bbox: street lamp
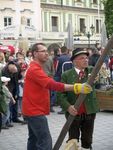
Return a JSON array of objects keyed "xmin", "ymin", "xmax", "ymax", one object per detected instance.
[{"xmin": 83, "ymin": 24, "xmax": 95, "ymax": 48}]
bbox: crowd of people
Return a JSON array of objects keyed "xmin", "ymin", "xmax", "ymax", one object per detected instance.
[
  {"xmin": 0, "ymin": 42, "xmax": 113, "ymax": 150},
  {"xmin": 0, "ymin": 49, "xmax": 33, "ymax": 130}
]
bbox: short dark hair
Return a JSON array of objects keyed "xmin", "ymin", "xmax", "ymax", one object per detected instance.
[
  {"xmin": 16, "ymin": 52, "xmax": 24, "ymax": 58},
  {"xmin": 26, "ymin": 50, "xmax": 32, "ymax": 57},
  {"xmin": 31, "ymin": 43, "xmax": 46, "ymax": 53},
  {"xmin": 61, "ymin": 46, "xmax": 67, "ymax": 53},
  {"xmin": 31, "ymin": 43, "xmax": 46, "ymax": 57}
]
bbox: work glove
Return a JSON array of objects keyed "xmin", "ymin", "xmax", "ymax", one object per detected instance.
[{"xmin": 74, "ymin": 83, "xmax": 92, "ymax": 94}]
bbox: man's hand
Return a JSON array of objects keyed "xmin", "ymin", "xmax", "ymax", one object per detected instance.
[
  {"xmin": 68, "ymin": 105, "xmax": 78, "ymax": 116},
  {"xmin": 74, "ymin": 83, "xmax": 92, "ymax": 94}
]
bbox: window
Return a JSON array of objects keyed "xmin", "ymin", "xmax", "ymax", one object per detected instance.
[
  {"xmin": 48, "ymin": 0, "xmax": 55, "ymax": 2},
  {"xmin": 51, "ymin": 16, "xmax": 58, "ymax": 32},
  {"xmin": 93, "ymin": 0, "xmax": 97, "ymax": 4},
  {"xmin": 96, "ymin": 19, "xmax": 101, "ymax": 33},
  {"xmin": 76, "ymin": 0, "xmax": 82, "ymax": 2},
  {"xmin": 80, "ymin": 18, "xmax": 85, "ymax": 33},
  {"xmin": 27, "ymin": 18, "xmax": 31, "ymax": 26},
  {"xmin": 75, "ymin": 0, "xmax": 82, "ymax": 2},
  {"xmin": 4, "ymin": 17, "xmax": 12, "ymax": 27}
]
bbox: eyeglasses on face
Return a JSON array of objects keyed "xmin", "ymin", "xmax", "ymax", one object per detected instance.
[{"xmin": 35, "ymin": 50, "xmax": 48, "ymax": 53}]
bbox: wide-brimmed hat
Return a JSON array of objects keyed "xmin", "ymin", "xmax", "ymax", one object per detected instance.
[
  {"xmin": 71, "ymin": 48, "xmax": 89, "ymax": 61},
  {"xmin": 1, "ymin": 76, "xmax": 11, "ymax": 82}
]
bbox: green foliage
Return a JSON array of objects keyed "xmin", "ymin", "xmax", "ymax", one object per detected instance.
[{"xmin": 103, "ymin": 0, "xmax": 113, "ymax": 38}]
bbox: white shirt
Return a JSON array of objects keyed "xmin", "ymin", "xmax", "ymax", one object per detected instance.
[{"xmin": 74, "ymin": 67, "xmax": 84, "ymax": 75}]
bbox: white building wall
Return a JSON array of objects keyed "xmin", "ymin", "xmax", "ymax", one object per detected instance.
[
  {"xmin": 47, "ymin": 12, "xmax": 50, "ymax": 32},
  {"xmin": 0, "ymin": 0, "xmax": 41, "ymax": 40},
  {"xmin": 0, "ymin": 0, "xmax": 105, "ymax": 46},
  {"xmin": 32, "ymin": 0, "xmax": 41, "ymax": 32},
  {"xmin": 15, "ymin": 0, "xmax": 21, "ymax": 39},
  {"xmin": 40, "ymin": 0, "xmax": 105, "ymax": 46}
]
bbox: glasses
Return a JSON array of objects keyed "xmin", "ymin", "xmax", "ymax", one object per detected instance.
[{"xmin": 36, "ymin": 50, "xmax": 48, "ymax": 53}]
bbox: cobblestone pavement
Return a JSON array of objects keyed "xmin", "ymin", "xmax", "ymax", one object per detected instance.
[{"xmin": 0, "ymin": 106, "xmax": 113, "ymax": 150}]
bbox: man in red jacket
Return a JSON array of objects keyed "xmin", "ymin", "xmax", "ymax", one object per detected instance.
[{"xmin": 22, "ymin": 43, "xmax": 92, "ymax": 150}]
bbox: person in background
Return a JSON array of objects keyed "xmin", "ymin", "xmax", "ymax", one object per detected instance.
[
  {"xmin": 55, "ymin": 46, "xmax": 73, "ymax": 114},
  {"xmin": 4, "ymin": 50, "xmax": 12, "ymax": 63},
  {"xmin": 7, "ymin": 55, "xmax": 15, "ymax": 62},
  {"xmin": 100, "ymin": 47, "xmax": 110, "ymax": 68},
  {"xmin": 87, "ymin": 48, "xmax": 93, "ymax": 65},
  {"xmin": 98, "ymin": 62, "xmax": 111, "ymax": 89},
  {"xmin": 22, "ymin": 43, "xmax": 92, "ymax": 150},
  {"xmin": 88, "ymin": 48, "xmax": 100, "ymax": 67},
  {"xmin": 18, "ymin": 69, "xmax": 25, "ymax": 117},
  {"xmin": 58, "ymin": 48, "xmax": 99, "ymax": 150},
  {"xmin": 52, "ymin": 46, "xmax": 61, "ymax": 107},
  {"xmin": 108, "ymin": 53, "xmax": 113, "ymax": 81},
  {"xmin": 54, "ymin": 46, "xmax": 71, "ymax": 82},
  {"xmin": 0, "ymin": 52, "xmax": 6, "ymax": 72},
  {"xmin": 25, "ymin": 50, "xmax": 33, "ymax": 65},
  {"xmin": 1, "ymin": 76, "xmax": 15, "ymax": 129},
  {"xmin": 43, "ymin": 48, "xmax": 55, "ymax": 112},
  {"xmin": 2, "ymin": 61, "xmax": 23, "ymax": 123},
  {"xmin": 0, "ymin": 72, "xmax": 4, "ymax": 132}
]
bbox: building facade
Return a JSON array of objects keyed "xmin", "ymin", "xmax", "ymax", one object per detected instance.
[
  {"xmin": 0, "ymin": 0, "xmax": 105, "ymax": 48},
  {"xmin": 0, "ymin": 0, "xmax": 41, "ymax": 46},
  {"xmin": 41, "ymin": 0, "xmax": 105, "ymax": 48}
]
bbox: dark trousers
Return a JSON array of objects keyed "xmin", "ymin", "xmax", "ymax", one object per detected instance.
[
  {"xmin": 25, "ymin": 115, "xmax": 52, "ymax": 150},
  {"xmin": 68, "ymin": 113, "xmax": 96, "ymax": 149},
  {"xmin": 50, "ymin": 91, "xmax": 55, "ymax": 106},
  {"xmin": 10, "ymin": 99, "xmax": 18, "ymax": 122},
  {"xmin": 0, "ymin": 113, "xmax": 2, "ymax": 132}
]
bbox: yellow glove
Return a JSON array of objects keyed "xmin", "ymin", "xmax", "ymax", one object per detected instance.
[{"xmin": 74, "ymin": 83, "xmax": 92, "ymax": 94}]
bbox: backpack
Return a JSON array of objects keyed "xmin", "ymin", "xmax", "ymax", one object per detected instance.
[
  {"xmin": 0, "ymin": 72, "xmax": 7, "ymax": 114},
  {"xmin": 62, "ymin": 61, "xmax": 73, "ymax": 73}
]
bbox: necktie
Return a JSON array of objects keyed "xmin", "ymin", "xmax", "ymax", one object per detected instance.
[
  {"xmin": 78, "ymin": 70, "xmax": 86, "ymax": 114},
  {"xmin": 79, "ymin": 70, "xmax": 85, "ymax": 80}
]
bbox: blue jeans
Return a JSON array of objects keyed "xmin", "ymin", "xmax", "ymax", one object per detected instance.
[
  {"xmin": 18, "ymin": 97, "xmax": 22, "ymax": 113},
  {"xmin": 25, "ymin": 115, "xmax": 52, "ymax": 150},
  {"xmin": 2, "ymin": 103, "xmax": 10, "ymax": 126}
]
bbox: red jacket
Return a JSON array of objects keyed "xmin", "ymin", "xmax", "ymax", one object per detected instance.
[{"xmin": 22, "ymin": 61, "xmax": 64, "ymax": 116}]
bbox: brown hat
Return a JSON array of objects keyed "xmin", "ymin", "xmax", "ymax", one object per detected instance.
[{"xmin": 71, "ymin": 48, "xmax": 89, "ymax": 61}]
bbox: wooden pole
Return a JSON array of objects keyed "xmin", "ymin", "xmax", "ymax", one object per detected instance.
[{"xmin": 53, "ymin": 35, "xmax": 113, "ymax": 150}]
